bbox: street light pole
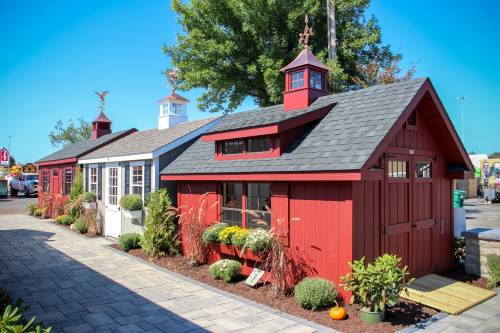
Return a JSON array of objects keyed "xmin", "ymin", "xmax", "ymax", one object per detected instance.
[{"xmin": 457, "ymin": 96, "xmax": 465, "ymax": 144}]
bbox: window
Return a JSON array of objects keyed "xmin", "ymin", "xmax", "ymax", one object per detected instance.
[
  {"xmin": 222, "ymin": 139, "xmax": 245, "ymax": 155},
  {"xmin": 221, "ymin": 182, "xmax": 271, "ymax": 229},
  {"xmin": 42, "ymin": 171, "xmax": 50, "ymax": 192},
  {"xmin": 53, "ymin": 168, "xmax": 58, "ymax": 177},
  {"xmin": 222, "ymin": 183, "xmax": 243, "ymax": 227},
  {"xmin": 171, "ymin": 103, "xmax": 183, "ymax": 114},
  {"xmin": 89, "ymin": 167, "xmax": 98, "ymax": 193},
  {"xmin": 162, "ymin": 104, "xmax": 168, "ymax": 115},
  {"xmin": 64, "ymin": 169, "xmax": 73, "ymax": 195},
  {"xmin": 309, "ymin": 70, "xmax": 322, "ymax": 90},
  {"xmin": 415, "ymin": 162, "xmax": 432, "ymax": 178},
  {"xmin": 246, "ymin": 183, "xmax": 271, "ymax": 229},
  {"xmin": 131, "ymin": 165, "xmax": 144, "ymax": 197},
  {"xmin": 108, "ymin": 167, "xmax": 118, "ymax": 205},
  {"xmin": 247, "ymin": 137, "xmax": 271, "ymax": 153},
  {"xmin": 387, "ymin": 160, "xmax": 408, "ymax": 178},
  {"xmin": 291, "ymin": 71, "xmax": 304, "ymax": 89},
  {"xmin": 26, "ymin": 175, "xmax": 37, "ymax": 181}
]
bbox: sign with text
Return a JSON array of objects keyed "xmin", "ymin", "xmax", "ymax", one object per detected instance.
[
  {"xmin": 245, "ymin": 268, "xmax": 265, "ymax": 287},
  {"xmin": 0, "ymin": 147, "xmax": 8, "ymax": 167}
]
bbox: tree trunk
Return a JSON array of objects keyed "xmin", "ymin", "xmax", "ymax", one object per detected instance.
[{"xmin": 327, "ymin": 0, "xmax": 337, "ymax": 62}]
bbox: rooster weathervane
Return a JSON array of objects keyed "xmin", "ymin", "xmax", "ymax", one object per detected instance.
[
  {"xmin": 95, "ymin": 91, "xmax": 109, "ymax": 113},
  {"xmin": 299, "ymin": 14, "xmax": 314, "ymax": 48},
  {"xmin": 167, "ymin": 68, "xmax": 179, "ymax": 94}
]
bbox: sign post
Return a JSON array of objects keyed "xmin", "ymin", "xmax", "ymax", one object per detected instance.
[{"xmin": 0, "ymin": 147, "xmax": 9, "ymax": 167}]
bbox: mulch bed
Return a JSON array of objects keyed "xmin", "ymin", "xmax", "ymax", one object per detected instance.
[
  {"xmin": 110, "ymin": 244, "xmax": 436, "ymax": 333},
  {"xmin": 442, "ymin": 264, "xmax": 491, "ymax": 289}
]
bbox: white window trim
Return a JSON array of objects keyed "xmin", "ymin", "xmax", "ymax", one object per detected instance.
[
  {"xmin": 88, "ymin": 165, "xmax": 98, "ymax": 194},
  {"xmin": 107, "ymin": 165, "xmax": 120, "ymax": 207},
  {"xmin": 130, "ymin": 161, "xmax": 145, "ymax": 200}
]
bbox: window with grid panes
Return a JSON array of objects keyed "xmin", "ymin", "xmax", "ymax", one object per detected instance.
[
  {"xmin": 246, "ymin": 183, "xmax": 271, "ymax": 229},
  {"xmin": 222, "ymin": 140, "xmax": 245, "ymax": 155},
  {"xmin": 64, "ymin": 169, "xmax": 72, "ymax": 195},
  {"xmin": 89, "ymin": 167, "xmax": 98, "ymax": 193},
  {"xmin": 108, "ymin": 168, "xmax": 118, "ymax": 205},
  {"xmin": 387, "ymin": 160, "xmax": 408, "ymax": 178},
  {"xmin": 415, "ymin": 162, "xmax": 432, "ymax": 178},
  {"xmin": 221, "ymin": 183, "xmax": 243, "ymax": 227},
  {"xmin": 247, "ymin": 137, "xmax": 271, "ymax": 153},
  {"xmin": 291, "ymin": 71, "xmax": 304, "ymax": 89},
  {"xmin": 131, "ymin": 165, "xmax": 143, "ymax": 197}
]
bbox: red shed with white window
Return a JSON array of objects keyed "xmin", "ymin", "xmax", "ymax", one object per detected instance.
[{"xmin": 160, "ymin": 46, "xmax": 473, "ymax": 291}]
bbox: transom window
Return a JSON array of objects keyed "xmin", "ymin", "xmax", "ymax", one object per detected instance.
[
  {"xmin": 89, "ymin": 167, "xmax": 98, "ymax": 193},
  {"xmin": 108, "ymin": 167, "xmax": 118, "ymax": 205},
  {"xmin": 309, "ymin": 70, "xmax": 322, "ymax": 90},
  {"xmin": 64, "ymin": 169, "xmax": 73, "ymax": 195},
  {"xmin": 388, "ymin": 160, "xmax": 408, "ymax": 178},
  {"xmin": 415, "ymin": 162, "xmax": 432, "ymax": 178},
  {"xmin": 222, "ymin": 139, "xmax": 245, "ymax": 155},
  {"xmin": 131, "ymin": 165, "xmax": 144, "ymax": 197},
  {"xmin": 221, "ymin": 183, "xmax": 271, "ymax": 230},
  {"xmin": 291, "ymin": 71, "xmax": 304, "ymax": 89},
  {"xmin": 221, "ymin": 136, "xmax": 272, "ymax": 155}
]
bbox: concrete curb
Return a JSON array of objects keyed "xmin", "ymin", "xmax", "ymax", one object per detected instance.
[{"xmin": 106, "ymin": 245, "xmax": 339, "ymax": 333}]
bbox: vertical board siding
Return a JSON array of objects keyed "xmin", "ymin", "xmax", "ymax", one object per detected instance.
[{"xmin": 289, "ymin": 182, "xmax": 352, "ymax": 291}]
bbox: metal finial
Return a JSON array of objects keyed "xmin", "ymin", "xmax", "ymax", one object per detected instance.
[
  {"xmin": 299, "ymin": 14, "xmax": 314, "ymax": 48},
  {"xmin": 167, "ymin": 67, "xmax": 179, "ymax": 93},
  {"xmin": 95, "ymin": 91, "xmax": 109, "ymax": 113}
]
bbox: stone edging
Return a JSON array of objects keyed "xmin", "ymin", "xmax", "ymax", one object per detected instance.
[{"xmin": 106, "ymin": 245, "xmax": 339, "ymax": 333}]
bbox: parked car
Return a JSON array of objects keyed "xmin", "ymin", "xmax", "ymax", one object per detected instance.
[
  {"xmin": 10, "ymin": 173, "xmax": 38, "ymax": 197},
  {"xmin": 0, "ymin": 179, "xmax": 7, "ymax": 198}
]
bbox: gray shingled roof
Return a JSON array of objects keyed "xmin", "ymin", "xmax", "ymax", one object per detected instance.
[
  {"xmin": 80, "ymin": 117, "xmax": 219, "ymax": 160},
  {"xmin": 37, "ymin": 130, "xmax": 134, "ymax": 163},
  {"xmin": 161, "ymin": 78, "xmax": 427, "ymax": 174},
  {"xmin": 207, "ymin": 102, "xmax": 328, "ymax": 133}
]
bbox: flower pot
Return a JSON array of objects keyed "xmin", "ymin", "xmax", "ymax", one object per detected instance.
[
  {"xmin": 123, "ymin": 209, "xmax": 142, "ymax": 219},
  {"xmin": 83, "ymin": 202, "xmax": 97, "ymax": 210},
  {"xmin": 359, "ymin": 307, "xmax": 385, "ymax": 324}
]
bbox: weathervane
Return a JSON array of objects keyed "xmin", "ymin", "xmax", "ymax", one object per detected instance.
[
  {"xmin": 95, "ymin": 91, "xmax": 109, "ymax": 113},
  {"xmin": 299, "ymin": 14, "xmax": 314, "ymax": 48},
  {"xmin": 167, "ymin": 67, "xmax": 179, "ymax": 94}
]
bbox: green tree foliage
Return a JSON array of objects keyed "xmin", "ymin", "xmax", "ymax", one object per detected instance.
[
  {"xmin": 141, "ymin": 189, "xmax": 180, "ymax": 256},
  {"xmin": 488, "ymin": 152, "xmax": 500, "ymax": 158},
  {"xmin": 165, "ymin": 0, "xmax": 414, "ymax": 113},
  {"xmin": 49, "ymin": 118, "xmax": 92, "ymax": 147}
]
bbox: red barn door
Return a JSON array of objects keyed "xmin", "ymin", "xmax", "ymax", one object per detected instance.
[{"xmin": 383, "ymin": 154, "xmax": 436, "ymax": 277}]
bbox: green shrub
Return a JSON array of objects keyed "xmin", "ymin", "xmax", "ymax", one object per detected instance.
[
  {"xmin": 0, "ymin": 304, "xmax": 52, "ymax": 333},
  {"xmin": 81, "ymin": 191, "xmax": 97, "ymax": 203},
  {"xmin": 294, "ymin": 277, "xmax": 338, "ymax": 310},
  {"xmin": 202, "ymin": 223, "xmax": 228, "ymax": 244},
  {"xmin": 246, "ymin": 228, "xmax": 273, "ymax": 253},
  {"xmin": 26, "ymin": 203, "xmax": 37, "ymax": 215},
  {"xmin": 209, "ymin": 259, "xmax": 242, "ymax": 282},
  {"xmin": 487, "ymin": 254, "xmax": 500, "ymax": 288},
  {"xmin": 141, "ymin": 189, "xmax": 179, "ymax": 256},
  {"xmin": 68, "ymin": 170, "xmax": 83, "ymax": 202},
  {"xmin": 341, "ymin": 254, "xmax": 413, "ymax": 312},
  {"xmin": 119, "ymin": 233, "xmax": 141, "ymax": 252},
  {"xmin": 34, "ymin": 208, "xmax": 43, "ymax": 217},
  {"xmin": 120, "ymin": 194, "xmax": 143, "ymax": 211},
  {"xmin": 218, "ymin": 226, "xmax": 241, "ymax": 245},
  {"xmin": 55, "ymin": 215, "xmax": 67, "ymax": 224},
  {"xmin": 454, "ymin": 237, "xmax": 465, "ymax": 261},
  {"xmin": 231, "ymin": 228, "xmax": 250, "ymax": 248},
  {"xmin": 74, "ymin": 218, "xmax": 88, "ymax": 234},
  {"xmin": 60, "ymin": 215, "xmax": 74, "ymax": 225},
  {"xmin": 65, "ymin": 196, "xmax": 84, "ymax": 219}
]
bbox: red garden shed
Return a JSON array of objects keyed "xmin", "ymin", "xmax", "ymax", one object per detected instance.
[
  {"xmin": 160, "ymin": 46, "xmax": 474, "ymax": 291},
  {"xmin": 36, "ymin": 111, "xmax": 135, "ymax": 215}
]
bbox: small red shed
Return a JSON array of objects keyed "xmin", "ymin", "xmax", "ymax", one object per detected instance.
[
  {"xmin": 36, "ymin": 111, "xmax": 136, "ymax": 214},
  {"xmin": 160, "ymin": 46, "xmax": 474, "ymax": 290}
]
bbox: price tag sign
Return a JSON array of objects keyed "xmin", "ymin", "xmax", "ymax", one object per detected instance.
[{"xmin": 245, "ymin": 268, "xmax": 265, "ymax": 287}]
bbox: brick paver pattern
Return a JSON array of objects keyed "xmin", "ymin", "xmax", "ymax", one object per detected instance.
[{"xmin": 0, "ymin": 215, "xmax": 330, "ymax": 333}]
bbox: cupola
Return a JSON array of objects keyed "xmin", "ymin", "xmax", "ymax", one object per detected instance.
[
  {"xmin": 158, "ymin": 69, "xmax": 189, "ymax": 129},
  {"xmin": 281, "ymin": 18, "xmax": 329, "ymax": 111},
  {"xmin": 92, "ymin": 91, "xmax": 112, "ymax": 140}
]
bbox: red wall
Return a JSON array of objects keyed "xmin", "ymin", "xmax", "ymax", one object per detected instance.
[{"xmin": 37, "ymin": 163, "xmax": 77, "ymax": 215}]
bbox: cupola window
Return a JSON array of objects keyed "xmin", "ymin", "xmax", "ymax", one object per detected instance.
[
  {"xmin": 291, "ymin": 71, "xmax": 305, "ymax": 89},
  {"xmin": 309, "ymin": 70, "xmax": 323, "ymax": 90}
]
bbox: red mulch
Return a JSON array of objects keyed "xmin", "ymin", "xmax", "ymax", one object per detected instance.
[
  {"xmin": 110, "ymin": 244, "xmax": 436, "ymax": 333},
  {"xmin": 442, "ymin": 264, "xmax": 492, "ymax": 289}
]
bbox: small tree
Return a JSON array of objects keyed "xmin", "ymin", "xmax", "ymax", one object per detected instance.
[
  {"xmin": 141, "ymin": 189, "xmax": 180, "ymax": 257},
  {"xmin": 49, "ymin": 118, "xmax": 92, "ymax": 147}
]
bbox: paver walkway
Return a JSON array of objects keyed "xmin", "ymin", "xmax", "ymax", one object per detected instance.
[{"xmin": 0, "ymin": 215, "xmax": 333, "ymax": 333}]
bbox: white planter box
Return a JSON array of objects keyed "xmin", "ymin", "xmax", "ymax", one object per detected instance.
[
  {"xmin": 83, "ymin": 202, "xmax": 97, "ymax": 210},
  {"xmin": 123, "ymin": 209, "xmax": 142, "ymax": 219}
]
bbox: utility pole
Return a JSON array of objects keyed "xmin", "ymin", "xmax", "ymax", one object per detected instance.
[
  {"xmin": 327, "ymin": 0, "xmax": 337, "ymax": 62},
  {"xmin": 457, "ymin": 96, "xmax": 465, "ymax": 144}
]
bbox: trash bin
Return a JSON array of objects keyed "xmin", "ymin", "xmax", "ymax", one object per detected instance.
[{"xmin": 454, "ymin": 190, "xmax": 465, "ymax": 208}]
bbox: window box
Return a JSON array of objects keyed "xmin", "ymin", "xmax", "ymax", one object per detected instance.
[
  {"xmin": 123, "ymin": 209, "xmax": 143, "ymax": 220},
  {"xmin": 213, "ymin": 243, "xmax": 263, "ymax": 262},
  {"xmin": 238, "ymin": 248, "xmax": 263, "ymax": 262}
]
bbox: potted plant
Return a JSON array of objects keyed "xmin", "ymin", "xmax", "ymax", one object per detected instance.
[
  {"xmin": 81, "ymin": 192, "xmax": 97, "ymax": 209},
  {"xmin": 120, "ymin": 194, "xmax": 143, "ymax": 219},
  {"xmin": 341, "ymin": 254, "xmax": 413, "ymax": 324}
]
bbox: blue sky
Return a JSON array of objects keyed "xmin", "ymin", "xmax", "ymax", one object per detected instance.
[{"xmin": 1, "ymin": 0, "xmax": 499, "ymax": 164}]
